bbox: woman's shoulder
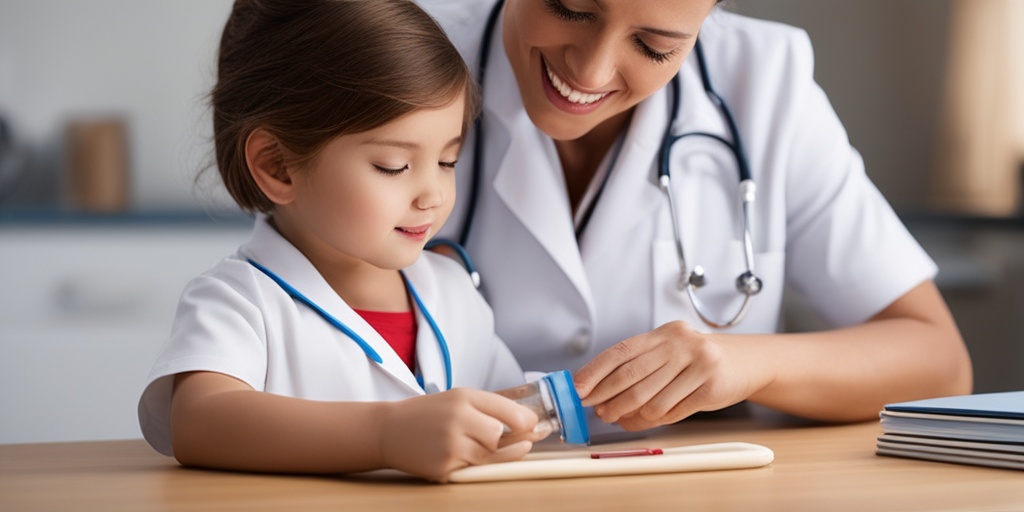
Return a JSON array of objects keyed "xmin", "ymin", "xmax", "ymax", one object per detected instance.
[
  {"xmin": 700, "ymin": 9, "xmax": 815, "ymax": 71},
  {"xmin": 703, "ymin": 9, "xmax": 812, "ymax": 48},
  {"xmin": 697, "ymin": 10, "xmax": 817, "ymax": 98}
]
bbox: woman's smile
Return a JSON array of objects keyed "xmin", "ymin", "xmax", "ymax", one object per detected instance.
[{"xmin": 541, "ymin": 57, "xmax": 612, "ymax": 115}]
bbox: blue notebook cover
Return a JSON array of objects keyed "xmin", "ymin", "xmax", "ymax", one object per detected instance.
[{"xmin": 884, "ymin": 391, "xmax": 1024, "ymax": 420}]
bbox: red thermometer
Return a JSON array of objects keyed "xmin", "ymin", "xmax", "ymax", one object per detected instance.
[{"xmin": 590, "ymin": 448, "xmax": 664, "ymax": 459}]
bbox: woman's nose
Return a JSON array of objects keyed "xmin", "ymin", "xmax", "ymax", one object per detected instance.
[{"xmin": 564, "ymin": 29, "xmax": 619, "ymax": 89}]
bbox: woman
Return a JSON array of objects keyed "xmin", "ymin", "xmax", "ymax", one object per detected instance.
[{"xmin": 418, "ymin": 0, "xmax": 972, "ymax": 432}]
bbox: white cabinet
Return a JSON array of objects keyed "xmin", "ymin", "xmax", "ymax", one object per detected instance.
[{"xmin": 0, "ymin": 220, "xmax": 251, "ymax": 444}]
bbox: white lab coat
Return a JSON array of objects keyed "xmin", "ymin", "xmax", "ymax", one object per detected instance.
[
  {"xmin": 419, "ymin": 1, "xmax": 937, "ymax": 374},
  {"xmin": 138, "ymin": 215, "xmax": 524, "ymax": 456}
]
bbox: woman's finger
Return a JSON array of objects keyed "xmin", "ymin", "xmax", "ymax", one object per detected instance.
[
  {"xmin": 573, "ymin": 335, "xmax": 652, "ymax": 401},
  {"xmin": 639, "ymin": 367, "xmax": 711, "ymax": 424},
  {"xmin": 593, "ymin": 360, "xmax": 683, "ymax": 423}
]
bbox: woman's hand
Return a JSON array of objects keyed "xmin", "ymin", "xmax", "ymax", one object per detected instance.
[
  {"xmin": 573, "ymin": 321, "xmax": 763, "ymax": 431},
  {"xmin": 378, "ymin": 388, "xmax": 550, "ymax": 482},
  {"xmin": 573, "ymin": 283, "xmax": 971, "ymax": 428}
]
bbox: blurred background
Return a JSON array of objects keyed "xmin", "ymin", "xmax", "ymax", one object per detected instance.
[{"xmin": 0, "ymin": 0, "xmax": 1021, "ymax": 443}]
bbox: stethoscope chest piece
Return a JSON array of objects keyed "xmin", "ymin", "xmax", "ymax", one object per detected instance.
[
  {"xmin": 737, "ymin": 270, "xmax": 763, "ymax": 296},
  {"xmin": 658, "ymin": 41, "xmax": 764, "ymax": 329},
  {"xmin": 462, "ymin": 1, "xmax": 763, "ymax": 329}
]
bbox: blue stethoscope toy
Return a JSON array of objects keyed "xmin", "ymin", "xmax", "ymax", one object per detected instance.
[
  {"xmin": 433, "ymin": 0, "xmax": 763, "ymax": 329},
  {"xmin": 248, "ymin": 259, "xmax": 453, "ymax": 392}
]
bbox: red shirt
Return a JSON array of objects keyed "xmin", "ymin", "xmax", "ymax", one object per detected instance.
[{"xmin": 353, "ymin": 309, "xmax": 417, "ymax": 371}]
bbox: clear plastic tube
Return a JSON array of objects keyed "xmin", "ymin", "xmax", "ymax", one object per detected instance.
[{"xmin": 495, "ymin": 370, "xmax": 589, "ymax": 445}]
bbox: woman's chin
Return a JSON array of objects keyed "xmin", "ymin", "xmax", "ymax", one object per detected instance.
[{"xmin": 525, "ymin": 110, "xmax": 597, "ymax": 142}]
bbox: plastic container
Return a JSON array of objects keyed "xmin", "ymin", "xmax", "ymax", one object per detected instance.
[{"xmin": 496, "ymin": 370, "xmax": 589, "ymax": 445}]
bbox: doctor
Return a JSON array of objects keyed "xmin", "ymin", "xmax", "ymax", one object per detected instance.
[{"xmin": 418, "ymin": 0, "xmax": 973, "ymax": 431}]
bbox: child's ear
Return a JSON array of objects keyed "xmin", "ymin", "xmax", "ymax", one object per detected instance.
[{"xmin": 245, "ymin": 128, "xmax": 295, "ymax": 206}]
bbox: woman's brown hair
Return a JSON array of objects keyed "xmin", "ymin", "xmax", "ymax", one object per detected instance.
[{"xmin": 212, "ymin": 0, "xmax": 478, "ymax": 213}]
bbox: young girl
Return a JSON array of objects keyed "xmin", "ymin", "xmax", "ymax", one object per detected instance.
[{"xmin": 138, "ymin": 0, "xmax": 546, "ymax": 482}]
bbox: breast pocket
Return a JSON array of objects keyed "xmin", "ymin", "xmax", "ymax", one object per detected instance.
[{"xmin": 652, "ymin": 239, "xmax": 785, "ymax": 333}]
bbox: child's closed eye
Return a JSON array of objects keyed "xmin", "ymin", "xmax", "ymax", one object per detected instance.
[{"xmin": 373, "ymin": 164, "xmax": 409, "ymax": 175}]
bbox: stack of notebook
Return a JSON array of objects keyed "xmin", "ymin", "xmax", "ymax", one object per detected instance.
[{"xmin": 877, "ymin": 390, "xmax": 1024, "ymax": 470}]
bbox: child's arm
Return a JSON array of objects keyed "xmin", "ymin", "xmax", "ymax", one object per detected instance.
[{"xmin": 170, "ymin": 371, "xmax": 541, "ymax": 482}]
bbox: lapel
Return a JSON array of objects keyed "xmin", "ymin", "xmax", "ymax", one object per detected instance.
[
  {"xmin": 484, "ymin": 21, "xmax": 594, "ymax": 314},
  {"xmin": 401, "ymin": 261, "xmax": 449, "ymax": 394},
  {"xmin": 575, "ymin": 85, "xmax": 670, "ymax": 262},
  {"xmin": 581, "ymin": 58, "xmax": 734, "ymax": 266},
  {"xmin": 241, "ymin": 215, "xmax": 426, "ymax": 395}
]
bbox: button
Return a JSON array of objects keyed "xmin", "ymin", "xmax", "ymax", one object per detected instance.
[{"xmin": 567, "ymin": 333, "xmax": 591, "ymax": 355}]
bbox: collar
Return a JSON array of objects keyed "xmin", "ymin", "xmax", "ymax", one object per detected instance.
[{"xmin": 239, "ymin": 215, "xmax": 442, "ymax": 395}]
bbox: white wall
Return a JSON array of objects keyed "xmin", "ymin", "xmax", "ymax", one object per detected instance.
[
  {"xmin": 728, "ymin": 0, "xmax": 952, "ymax": 212},
  {"xmin": 0, "ymin": 0, "xmax": 235, "ymax": 210},
  {"xmin": 1, "ymin": 0, "xmax": 954, "ymax": 213}
]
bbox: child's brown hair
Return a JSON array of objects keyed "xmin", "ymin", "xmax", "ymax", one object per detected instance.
[{"xmin": 212, "ymin": 0, "xmax": 479, "ymax": 212}]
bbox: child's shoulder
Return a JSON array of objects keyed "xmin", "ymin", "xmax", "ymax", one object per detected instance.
[{"xmin": 179, "ymin": 252, "xmax": 269, "ymax": 302}]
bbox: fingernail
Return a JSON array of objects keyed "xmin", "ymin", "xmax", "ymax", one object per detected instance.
[
  {"xmin": 572, "ymin": 381, "xmax": 588, "ymax": 398},
  {"xmin": 533, "ymin": 420, "xmax": 553, "ymax": 437}
]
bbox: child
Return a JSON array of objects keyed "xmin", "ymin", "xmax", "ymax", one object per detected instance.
[{"xmin": 138, "ymin": 0, "xmax": 546, "ymax": 483}]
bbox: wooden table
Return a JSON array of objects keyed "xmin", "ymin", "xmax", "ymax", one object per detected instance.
[{"xmin": 2, "ymin": 418, "xmax": 1021, "ymax": 511}]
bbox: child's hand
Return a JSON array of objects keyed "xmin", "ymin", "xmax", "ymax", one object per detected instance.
[{"xmin": 378, "ymin": 388, "xmax": 544, "ymax": 482}]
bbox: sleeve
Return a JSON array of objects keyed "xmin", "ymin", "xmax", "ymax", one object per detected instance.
[
  {"xmin": 137, "ymin": 269, "xmax": 269, "ymax": 456},
  {"xmin": 770, "ymin": 29, "xmax": 937, "ymax": 326},
  {"xmin": 480, "ymin": 334, "xmax": 528, "ymax": 392},
  {"xmin": 703, "ymin": 14, "xmax": 937, "ymax": 327}
]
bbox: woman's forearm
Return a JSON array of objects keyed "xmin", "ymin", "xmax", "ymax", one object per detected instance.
[{"xmin": 740, "ymin": 280, "xmax": 972, "ymax": 421}]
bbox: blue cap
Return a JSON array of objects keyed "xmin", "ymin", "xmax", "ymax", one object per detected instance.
[{"xmin": 543, "ymin": 370, "xmax": 590, "ymax": 445}]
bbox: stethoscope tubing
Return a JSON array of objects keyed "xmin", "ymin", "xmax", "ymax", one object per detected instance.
[
  {"xmin": 458, "ymin": 0, "xmax": 762, "ymax": 328},
  {"xmin": 658, "ymin": 44, "xmax": 763, "ymax": 328},
  {"xmin": 248, "ymin": 258, "xmax": 453, "ymax": 392},
  {"xmin": 458, "ymin": 0, "xmax": 505, "ymax": 248}
]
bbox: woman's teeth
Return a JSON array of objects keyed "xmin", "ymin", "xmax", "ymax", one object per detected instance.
[{"xmin": 545, "ymin": 63, "xmax": 607, "ymax": 105}]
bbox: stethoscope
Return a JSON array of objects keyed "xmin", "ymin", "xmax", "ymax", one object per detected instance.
[
  {"xmin": 658, "ymin": 44, "xmax": 764, "ymax": 329},
  {"xmin": 248, "ymin": 259, "xmax": 453, "ymax": 393},
  {"xmin": 437, "ymin": 1, "xmax": 763, "ymax": 329}
]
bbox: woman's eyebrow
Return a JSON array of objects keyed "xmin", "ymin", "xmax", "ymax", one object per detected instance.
[
  {"xmin": 589, "ymin": 0, "xmax": 693, "ymax": 39},
  {"xmin": 639, "ymin": 26, "xmax": 694, "ymax": 40}
]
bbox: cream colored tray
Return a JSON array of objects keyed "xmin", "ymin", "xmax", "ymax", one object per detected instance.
[{"xmin": 448, "ymin": 442, "xmax": 774, "ymax": 483}]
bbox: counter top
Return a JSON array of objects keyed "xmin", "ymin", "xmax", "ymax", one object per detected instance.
[{"xmin": 3, "ymin": 418, "xmax": 1022, "ymax": 511}]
